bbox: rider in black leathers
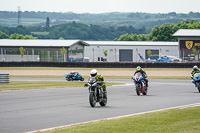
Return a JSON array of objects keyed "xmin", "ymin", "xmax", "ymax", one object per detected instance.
[{"xmin": 134, "ymin": 66, "xmax": 148, "ymax": 87}]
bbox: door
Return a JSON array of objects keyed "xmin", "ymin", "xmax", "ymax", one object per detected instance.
[{"xmin": 119, "ymin": 50, "xmax": 133, "ymax": 62}]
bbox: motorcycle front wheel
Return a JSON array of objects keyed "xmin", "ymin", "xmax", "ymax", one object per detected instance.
[
  {"xmin": 89, "ymin": 92, "xmax": 96, "ymax": 107},
  {"xmin": 135, "ymin": 83, "xmax": 141, "ymax": 96},
  {"xmin": 198, "ymin": 84, "xmax": 200, "ymax": 93}
]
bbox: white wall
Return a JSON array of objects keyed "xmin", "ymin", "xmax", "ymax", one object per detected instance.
[
  {"xmin": 84, "ymin": 45, "xmax": 179, "ymax": 62},
  {"xmin": 0, "ymin": 55, "xmax": 40, "ymax": 62}
]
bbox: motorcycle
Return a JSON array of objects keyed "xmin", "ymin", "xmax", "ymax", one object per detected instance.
[
  {"xmin": 65, "ymin": 72, "xmax": 84, "ymax": 81},
  {"xmin": 192, "ymin": 73, "xmax": 200, "ymax": 93},
  {"xmin": 85, "ymin": 77, "xmax": 107, "ymax": 107},
  {"xmin": 132, "ymin": 73, "xmax": 147, "ymax": 96}
]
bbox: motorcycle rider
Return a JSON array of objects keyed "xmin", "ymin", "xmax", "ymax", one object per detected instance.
[
  {"xmin": 191, "ymin": 65, "xmax": 200, "ymax": 86},
  {"xmin": 191, "ymin": 65, "xmax": 200, "ymax": 79},
  {"xmin": 134, "ymin": 66, "xmax": 148, "ymax": 87},
  {"xmin": 69, "ymin": 71, "xmax": 75, "ymax": 79},
  {"xmin": 89, "ymin": 69, "xmax": 107, "ymax": 95}
]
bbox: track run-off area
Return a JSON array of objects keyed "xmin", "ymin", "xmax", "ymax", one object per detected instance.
[{"xmin": 0, "ymin": 79, "xmax": 199, "ymax": 133}]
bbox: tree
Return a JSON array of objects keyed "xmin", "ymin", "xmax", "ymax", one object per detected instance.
[
  {"xmin": 59, "ymin": 37, "xmax": 64, "ymax": 40},
  {"xmin": 9, "ymin": 33, "xmax": 37, "ymax": 39},
  {"xmin": 103, "ymin": 50, "xmax": 108, "ymax": 62},
  {"xmin": 60, "ymin": 47, "xmax": 67, "ymax": 62},
  {"xmin": 19, "ymin": 47, "xmax": 25, "ymax": 60},
  {"xmin": 103, "ymin": 50, "xmax": 108, "ymax": 57},
  {"xmin": 147, "ymin": 49, "xmax": 152, "ymax": 57},
  {"xmin": 24, "ymin": 35, "xmax": 37, "ymax": 39},
  {"xmin": 192, "ymin": 46, "xmax": 197, "ymax": 56},
  {"xmin": 10, "ymin": 33, "xmax": 24, "ymax": 39},
  {"xmin": 0, "ymin": 32, "xmax": 9, "ymax": 39},
  {"xmin": 192, "ymin": 46, "xmax": 198, "ymax": 61}
]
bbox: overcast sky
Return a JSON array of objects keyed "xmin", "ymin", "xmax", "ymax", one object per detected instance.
[{"xmin": 1, "ymin": 0, "xmax": 200, "ymax": 14}]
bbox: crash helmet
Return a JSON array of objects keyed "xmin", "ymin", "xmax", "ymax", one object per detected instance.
[
  {"xmin": 136, "ymin": 66, "xmax": 142, "ymax": 71},
  {"xmin": 90, "ymin": 69, "xmax": 97, "ymax": 77},
  {"xmin": 193, "ymin": 65, "xmax": 198, "ymax": 71}
]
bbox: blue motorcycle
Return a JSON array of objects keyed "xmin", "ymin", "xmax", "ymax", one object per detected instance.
[
  {"xmin": 132, "ymin": 73, "xmax": 147, "ymax": 95},
  {"xmin": 65, "ymin": 72, "xmax": 84, "ymax": 81},
  {"xmin": 193, "ymin": 73, "xmax": 200, "ymax": 93}
]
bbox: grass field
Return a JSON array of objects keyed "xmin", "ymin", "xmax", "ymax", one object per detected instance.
[
  {"xmin": 31, "ymin": 32, "xmax": 50, "ymax": 35},
  {"xmin": 39, "ymin": 106, "xmax": 200, "ymax": 133},
  {"xmin": 0, "ymin": 18, "xmax": 45, "ymax": 26},
  {"xmin": 0, "ymin": 81, "xmax": 124, "ymax": 91}
]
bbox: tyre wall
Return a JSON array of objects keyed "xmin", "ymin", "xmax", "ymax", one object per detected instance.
[{"xmin": 0, "ymin": 62, "xmax": 199, "ymax": 68}]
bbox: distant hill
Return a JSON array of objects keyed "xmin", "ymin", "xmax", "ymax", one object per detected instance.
[{"xmin": 0, "ymin": 11, "xmax": 200, "ymax": 33}]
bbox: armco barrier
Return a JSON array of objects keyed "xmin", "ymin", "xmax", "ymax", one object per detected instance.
[
  {"xmin": 0, "ymin": 74, "xmax": 9, "ymax": 84},
  {"xmin": 0, "ymin": 62, "xmax": 200, "ymax": 68}
]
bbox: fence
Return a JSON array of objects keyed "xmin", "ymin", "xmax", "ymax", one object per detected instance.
[
  {"xmin": 0, "ymin": 62, "xmax": 199, "ymax": 68},
  {"xmin": 0, "ymin": 74, "xmax": 9, "ymax": 84}
]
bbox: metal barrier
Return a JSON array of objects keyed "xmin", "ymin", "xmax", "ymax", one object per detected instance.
[
  {"xmin": 0, "ymin": 74, "xmax": 9, "ymax": 84},
  {"xmin": 0, "ymin": 62, "xmax": 199, "ymax": 68}
]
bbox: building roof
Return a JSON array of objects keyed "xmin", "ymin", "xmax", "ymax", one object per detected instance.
[
  {"xmin": 0, "ymin": 39, "xmax": 89, "ymax": 47},
  {"xmin": 85, "ymin": 41, "xmax": 178, "ymax": 46},
  {"xmin": 173, "ymin": 29, "xmax": 200, "ymax": 37}
]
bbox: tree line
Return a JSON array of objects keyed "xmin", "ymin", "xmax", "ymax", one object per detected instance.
[
  {"xmin": 114, "ymin": 20, "xmax": 200, "ymax": 41},
  {"xmin": 1, "ymin": 11, "xmax": 200, "ymax": 20},
  {"xmin": 1, "ymin": 20, "xmax": 200, "ymax": 41},
  {"xmin": 0, "ymin": 11, "xmax": 200, "ymax": 31},
  {"xmin": 0, "ymin": 22, "xmax": 147, "ymax": 40}
]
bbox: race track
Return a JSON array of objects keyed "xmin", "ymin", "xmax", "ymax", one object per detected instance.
[{"xmin": 0, "ymin": 79, "xmax": 199, "ymax": 133}]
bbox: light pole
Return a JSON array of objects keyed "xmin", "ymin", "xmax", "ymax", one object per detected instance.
[
  {"xmin": 92, "ymin": 48, "xmax": 94, "ymax": 62},
  {"xmin": 136, "ymin": 48, "xmax": 138, "ymax": 62},
  {"xmin": 160, "ymin": 48, "xmax": 162, "ymax": 58},
  {"xmin": 115, "ymin": 48, "xmax": 116, "ymax": 62}
]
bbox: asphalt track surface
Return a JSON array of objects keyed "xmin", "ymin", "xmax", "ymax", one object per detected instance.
[{"xmin": 0, "ymin": 79, "xmax": 200, "ymax": 133}]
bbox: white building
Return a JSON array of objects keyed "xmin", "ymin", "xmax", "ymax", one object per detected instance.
[
  {"xmin": 0, "ymin": 39, "xmax": 179, "ymax": 62},
  {"xmin": 85, "ymin": 41, "xmax": 178, "ymax": 62},
  {"xmin": 173, "ymin": 29, "xmax": 200, "ymax": 61},
  {"xmin": 0, "ymin": 40, "xmax": 89, "ymax": 62}
]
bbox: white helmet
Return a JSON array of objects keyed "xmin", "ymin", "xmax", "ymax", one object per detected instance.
[
  {"xmin": 90, "ymin": 69, "xmax": 97, "ymax": 77},
  {"xmin": 193, "ymin": 65, "xmax": 198, "ymax": 70}
]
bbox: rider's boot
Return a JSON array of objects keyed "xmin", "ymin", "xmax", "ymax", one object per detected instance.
[{"xmin": 146, "ymin": 81, "xmax": 149, "ymax": 87}]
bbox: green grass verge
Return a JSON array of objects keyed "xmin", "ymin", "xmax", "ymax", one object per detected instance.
[
  {"xmin": 0, "ymin": 67, "xmax": 192, "ymax": 71},
  {"xmin": 10, "ymin": 75, "xmax": 65, "ymax": 78},
  {"xmin": 10, "ymin": 75, "xmax": 191, "ymax": 80},
  {"xmin": 39, "ymin": 106, "xmax": 200, "ymax": 133},
  {"xmin": 148, "ymin": 76, "xmax": 191, "ymax": 80},
  {"xmin": 0, "ymin": 81, "xmax": 124, "ymax": 91}
]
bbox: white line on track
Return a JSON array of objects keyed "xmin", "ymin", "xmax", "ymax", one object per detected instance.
[{"xmin": 27, "ymin": 102, "xmax": 200, "ymax": 133}]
